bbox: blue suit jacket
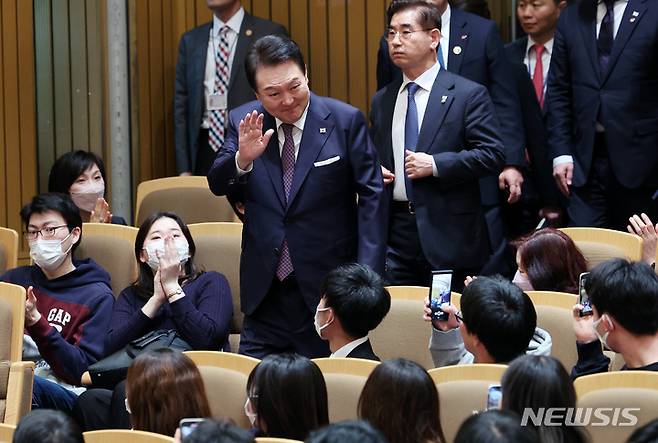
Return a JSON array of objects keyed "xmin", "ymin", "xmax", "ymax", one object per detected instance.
[
  {"xmin": 207, "ymin": 94, "xmax": 387, "ymax": 315},
  {"xmin": 370, "ymin": 71, "xmax": 505, "ymax": 270},
  {"xmin": 546, "ymin": 0, "xmax": 658, "ymax": 188}
]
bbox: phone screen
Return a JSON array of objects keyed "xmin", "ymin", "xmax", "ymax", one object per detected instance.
[
  {"xmin": 486, "ymin": 385, "xmax": 502, "ymax": 410},
  {"xmin": 180, "ymin": 418, "xmax": 205, "ymax": 441},
  {"xmin": 429, "ymin": 270, "xmax": 452, "ymax": 321},
  {"xmin": 579, "ymin": 272, "xmax": 592, "ymax": 317}
]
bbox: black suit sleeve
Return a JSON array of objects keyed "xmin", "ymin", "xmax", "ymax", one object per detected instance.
[{"xmin": 174, "ymin": 33, "xmax": 192, "ymax": 174}]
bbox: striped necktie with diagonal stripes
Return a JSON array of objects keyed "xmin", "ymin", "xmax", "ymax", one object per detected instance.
[{"xmin": 209, "ymin": 26, "xmax": 231, "ymax": 152}]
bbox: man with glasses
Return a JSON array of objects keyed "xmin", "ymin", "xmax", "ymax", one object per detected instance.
[
  {"xmin": 1, "ymin": 193, "xmax": 114, "ymax": 413},
  {"xmin": 370, "ymin": 0, "xmax": 504, "ymax": 289},
  {"xmin": 423, "ymin": 276, "xmax": 551, "ymax": 366}
]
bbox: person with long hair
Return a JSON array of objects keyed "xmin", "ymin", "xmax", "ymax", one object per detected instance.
[
  {"xmin": 245, "ymin": 354, "xmax": 328, "ymax": 440},
  {"xmin": 501, "ymin": 355, "xmax": 587, "ymax": 443},
  {"xmin": 513, "ymin": 228, "xmax": 588, "ymax": 293},
  {"xmin": 358, "ymin": 358, "xmax": 446, "ymax": 443},
  {"xmin": 125, "ymin": 349, "xmax": 211, "ymax": 437}
]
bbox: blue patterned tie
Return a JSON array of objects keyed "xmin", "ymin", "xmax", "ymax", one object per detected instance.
[
  {"xmin": 404, "ymin": 82, "xmax": 421, "ymax": 201},
  {"xmin": 598, "ymin": 0, "xmax": 615, "ymax": 74}
]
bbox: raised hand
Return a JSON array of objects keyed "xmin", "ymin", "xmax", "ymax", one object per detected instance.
[
  {"xmin": 25, "ymin": 286, "xmax": 42, "ymax": 326},
  {"xmin": 237, "ymin": 110, "xmax": 275, "ymax": 169},
  {"xmin": 90, "ymin": 197, "xmax": 112, "ymax": 223},
  {"xmin": 627, "ymin": 213, "xmax": 657, "ymax": 266}
]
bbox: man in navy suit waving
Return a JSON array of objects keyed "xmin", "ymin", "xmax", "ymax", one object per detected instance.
[
  {"xmin": 546, "ymin": 0, "xmax": 658, "ymax": 229},
  {"xmin": 207, "ymin": 35, "xmax": 386, "ymax": 358}
]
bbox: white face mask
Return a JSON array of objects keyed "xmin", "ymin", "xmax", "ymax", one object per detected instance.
[
  {"xmin": 30, "ymin": 233, "xmax": 73, "ymax": 272},
  {"xmin": 244, "ymin": 398, "xmax": 257, "ymax": 427},
  {"xmin": 593, "ymin": 315, "xmax": 613, "ymax": 351},
  {"xmin": 512, "ymin": 269, "xmax": 534, "ymax": 292},
  {"xmin": 144, "ymin": 238, "xmax": 190, "ymax": 270},
  {"xmin": 314, "ymin": 306, "xmax": 333, "ymax": 338},
  {"xmin": 70, "ymin": 181, "xmax": 105, "ymax": 213}
]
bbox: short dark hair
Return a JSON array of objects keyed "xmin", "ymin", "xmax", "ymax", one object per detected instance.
[
  {"xmin": 20, "ymin": 193, "xmax": 83, "ymax": 252},
  {"xmin": 48, "ymin": 150, "xmax": 107, "ymax": 196},
  {"xmin": 247, "ymin": 353, "xmax": 329, "ymax": 440},
  {"xmin": 387, "ymin": 0, "xmax": 442, "ymax": 31},
  {"xmin": 454, "ymin": 410, "xmax": 540, "ymax": 443},
  {"xmin": 628, "ymin": 418, "xmax": 658, "ymax": 443},
  {"xmin": 185, "ymin": 418, "xmax": 254, "ymax": 443},
  {"xmin": 13, "ymin": 410, "xmax": 84, "ymax": 443},
  {"xmin": 305, "ymin": 420, "xmax": 387, "ymax": 443},
  {"xmin": 502, "ymin": 355, "xmax": 586, "ymax": 443},
  {"xmin": 245, "ymin": 35, "xmax": 306, "ymax": 91},
  {"xmin": 586, "ymin": 259, "xmax": 658, "ymax": 335},
  {"xmin": 358, "ymin": 358, "xmax": 446, "ymax": 443},
  {"xmin": 320, "ymin": 264, "xmax": 391, "ymax": 338},
  {"xmin": 461, "ymin": 276, "xmax": 537, "ymax": 363}
]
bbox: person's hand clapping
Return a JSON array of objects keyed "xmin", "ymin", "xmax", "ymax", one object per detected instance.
[
  {"xmin": 25, "ymin": 286, "xmax": 41, "ymax": 326},
  {"xmin": 237, "ymin": 110, "xmax": 275, "ymax": 170},
  {"xmin": 89, "ymin": 197, "xmax": 112, "ymax": 223},
  {"xmin": 627, "ymin": 213, "xmax": 657, "ymax": 266}
]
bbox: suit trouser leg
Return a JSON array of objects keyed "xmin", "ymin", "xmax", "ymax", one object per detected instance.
[
  {"xmin": 385, "ymin": 210, "xmax": 433, "ymax": 286},
  {"xmin": 194, "ymin": 128, "xmax": 217, "ymax": 176}
]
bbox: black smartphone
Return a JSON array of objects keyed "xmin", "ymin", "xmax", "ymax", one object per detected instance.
[
  {"xmin": 486, "ymin": 385, "xmax": 502, "ymax": 410},
  {"xmin": 429, "ymin": 270, "xmax": 452, "ymax": 321},
  {"xmin": 579, "ymin": 272, "xmax": 593, "ymax": 317},
  {"xmin": 180, "ymin": 418, "xmax": 206, "ymax": 441}
]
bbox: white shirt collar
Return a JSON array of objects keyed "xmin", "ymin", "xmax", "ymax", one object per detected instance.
[
  {"xmin": 400, "ymin": 61, "xmax": 441, "ymax": 95},
  {"xmin": 275, "ymin": 98, "xmax": 311, "ymax": 132},
  {"xmin": 442, "ymin": 4, "xmax": 451, "ymax": 32},
  {"xmin": 330, "ymin": 336, "xmax": 369, "ymax": 358},
  {"xmin": 526, "ymin": 36, "xmax": 554, "ymax": 56},
  {"xmin": 213, "ymin": 7, "xmax": 245, "ymax": 35}
]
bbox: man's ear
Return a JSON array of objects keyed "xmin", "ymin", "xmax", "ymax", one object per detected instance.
[
  {"xmin": 557, "ymin": 0, "xmax": 567, "ymax": 13},
  {"xmin": 70, "ymin": 226, "xmax": 82, "ymax": 246}
]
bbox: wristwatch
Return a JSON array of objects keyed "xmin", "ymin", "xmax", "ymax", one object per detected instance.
[{"xmin": 167, "ymin": 287, "xmax": 183, "ymax": 299}]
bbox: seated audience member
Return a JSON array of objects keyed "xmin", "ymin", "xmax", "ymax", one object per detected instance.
[
  {"xmin": 246, "ymin": 353, "xmax": 329, "ymax": 440},
  {"xmin": 74, "ymin": 211, "xmax": 232, "ymax": 430},
  {"xmin": 571, "ymin": 259, "xmax": 658, "ymax": 378},
  {"xmin": 627, "ymin": 418, "xmax": 658, "ymax": 443},
  {"xmin": 12, "ymin": 410, "xmax": 84, "ymax": 443},
  {"xmin": 454, "ymin": 410, "xmax": 540, "ymax": 443},
  {"xmin": 501, "ymin": 355, "xmax": 587, "ymax": 443},
  {"xmin": 305, "ymin": 420, "xmax": 387, "ymax": 443},
  {"xmin": 174, "ymin": 418, "xmax": 254, "ymax": 443},
  {"xmin": 358, "ymin": 358, "xmax": 446, "ymax": 443},
  {"xmin": 0, "ymin": 193, "xmax": 114, "ymax": 412},
  {"xmin": 425, "ymin": 276, "xmax": 551, "ymax": 367},
  {"xmin": 125, "ymin": 349, "xmax": 211, "ymax": 437},
  {"xmin": 315, "ymin": 264, "xmax": 391, "ymax": 360},
  {"xmin": 627, "ymin": 213, "xmax": 658, "ymax": 269},
  {"xmin": 48, "ymin": 150, "xmax": 126, "ymax": 224},
  {"xmin": 513, "ymin": 228, "xmax": 587, "ymax": 293}
]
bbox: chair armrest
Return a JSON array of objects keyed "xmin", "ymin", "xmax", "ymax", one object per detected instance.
[{"xmin": 5, "ymin": 361, "xmax": 35, "ymax": 425}]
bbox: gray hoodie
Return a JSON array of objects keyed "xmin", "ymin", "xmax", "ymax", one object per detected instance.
[{"xmin": 429, "ymin": 326, "xmax": 552, "ymax": 367}]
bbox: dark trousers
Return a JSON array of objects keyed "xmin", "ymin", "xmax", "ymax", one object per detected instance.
[
  {"xmin": 32, "ymin": 376, "xmax": 78, "ymax": 415},
  {"xmin": 569, "ymin": 134, "xmax": 658, "ymax": 230},
  {"xmin": 72, "ymin": 380, "xmax": 130, "ymax": 431},
  {"xmin": 194, "ymin": 128, "xmax": 217, "ymax": 176},
  {"xmin": 238, "ymin": 275, "xmax": 330, "ymax": 359}
]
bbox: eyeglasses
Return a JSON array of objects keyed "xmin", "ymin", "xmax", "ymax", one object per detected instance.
[
  {"xmin": 386, "ymin": 28, "xmax": 433, "ymax": 42},
  {"xmin": 24, "ymin": 225, "xmax": 69, "ymax": 241},
  {"xmin": 454, "ymin": 310, "xmax": 464, "ymax": 323}
]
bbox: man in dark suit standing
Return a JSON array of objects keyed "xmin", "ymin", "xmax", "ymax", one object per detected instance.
[
  {"xmin": 315, "ymin": 264, "xmax": 391, "ymax": 361},
  {"xmin": 546, "ymin": 0, "xmax": 658, "ymax": 229},
  {"xmin": 504, "ymin": 0, "xmax": 566, "ymax": 235},
  {"xmin": 175, "ymin": 0, "xmax": 286, "ymax": 176},
  {"xmin": 370, "ymin": 0, "xmax": 505, "ymax": 288},
  {"xmin": 207, "ymin": 35, "xmax": 386, "ymax": 358}
]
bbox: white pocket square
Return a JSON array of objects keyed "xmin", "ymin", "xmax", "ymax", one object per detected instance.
[{"xmin": 314, "ymin": 156, "xmax": 340, "ymax": 167}]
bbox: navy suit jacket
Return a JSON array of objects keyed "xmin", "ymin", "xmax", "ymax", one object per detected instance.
[
  {"xmin": 345, "ymin": 339, "xmax": 380, "ymax": 361},
  {"xmin": 370, "ymin": 71, "xmax": 505, "ymax": 270},
  {"xmin": 546, "ymin": 0, "xmax": 658, "ymax": 189},
  {"xmin": 377, "ymin": 8, "xmax": 525, "ymax": 194},
  {"xmin": 207, "ymin": 94, "xmax": 387, "ymax": 315},
  {"xmin": 505, "ymin": 38, "xmax": 560, "ymax": 206},
  {"xmin": 174, "ymin": 14, "xmax": 287, "ymax": 173}
]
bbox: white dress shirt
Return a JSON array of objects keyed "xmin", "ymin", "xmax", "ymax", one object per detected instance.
[
  {"xmin": 524, "ymin": 36, "xmax": 553, "ymax": 97},
  {"xmin": 391, "ymin": 62, "xmax": 441, "ymax": 201},
  {"xmin": 330, "ymin": 336, "xmax": 369, "ymax": 358},
  {"xmin": 553, "ymin": 0, "xmax": 628, "ymax": 168},
  {"xmin": 201, "ymin": 8, "xmax": 245, "ymax": 129},
  {"xmin": 439, "ymin": 4, "xmax": 451, "ymax": 69}
]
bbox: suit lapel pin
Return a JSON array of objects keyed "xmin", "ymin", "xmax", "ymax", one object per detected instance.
[
  {"xmin": 441, "ymin": 95, "xmax": 448, "ymax": 104},
  {"xmin": 630, "ymin": 17, "xmax": 636, "ymax": 22},
  {"xmin": 461, "ymin": 34, "xmax": 468, "ymax": 40},
  {"xmin": 632, "ymin": 10, "xmax": 639, "ymax": 16},
  {"xmin": 246, "ymin": 29, "xmax": 253, "ymax": 36},
  {"xmin": 319, "ymin": 128, "xmax": 327, "ymax": 134},
  {"xmin": 453, "ymin": 46, "xmax": 462, "ymax": 55}
]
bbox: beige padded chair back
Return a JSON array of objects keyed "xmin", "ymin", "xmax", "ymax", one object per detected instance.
[
  {"xmin": 429, "ymin": 364, "xmax": 507, "ymax": 443},
  {"xmin": 0, "ymin": 282, "xmax": 26, "ymax": 362},
  {"xmin": 0, "ymin": 423, "xmax": 15, "ymax": 442},
  {"xmin": 135, "ymin": 176, "xmax": 237, "ymax": 226},
  {"xmin": 184, "ymin": 351, "xmax": 259, "ymax": 429},
  {"xmin": 1, "ymin": 361, "xmax": 35, "ymax": 425},
  {"xmin": 526, "ymin": 291, "xmax": 579, "ymax": 371},
  {"xmin": 560, "ymin": 227, "xmax": 642, "ymax": 268},
  {"xmin": 575, "ymin": 371, "xmax": 658, "ymax": 443},
  {"xmin": 0, "ymin": 228, "xmax": 18, "ymax": 274},
  {"xmin": 313, "ymin": 358, "xmax": 379, "ymax": 423},
  {"xmin": 74, "ymin": 223, "xmax": 139, "ymax": 298},
  {"xmin": 187, "ymin": 223, "xmax": 242, "ymax": 340},
  {"xmin": 83, "ymin": 429, "xmax": 174, "ymax": 443},
  {"xmin": 370, "ymin": 287, "xmax": 461, "ymax": 369},
  {"xmin": 255, "ymin": 439, "xmax": 304, "ymax": 443}
]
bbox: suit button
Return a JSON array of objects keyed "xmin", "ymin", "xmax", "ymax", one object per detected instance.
[{"xmin": 273, "ymin": 248, "xmax": 280, "ymax": 256}]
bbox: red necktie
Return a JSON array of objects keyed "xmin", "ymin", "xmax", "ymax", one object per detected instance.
[{"xmin": 532, "ymin": 44, "xmax": 545, "ymax": 108}]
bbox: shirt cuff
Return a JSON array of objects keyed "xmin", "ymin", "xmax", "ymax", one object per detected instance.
[
  {"xmin": 432, "ymin": 157, "xmax": 439, "ymax": 177},
  {"xmin": 235, "ymin": 152, "xmax": 253, "ymax": 176},
  {"xmin": 553, "ymin": 155, "xmax": 573, "ymax": 169}
]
